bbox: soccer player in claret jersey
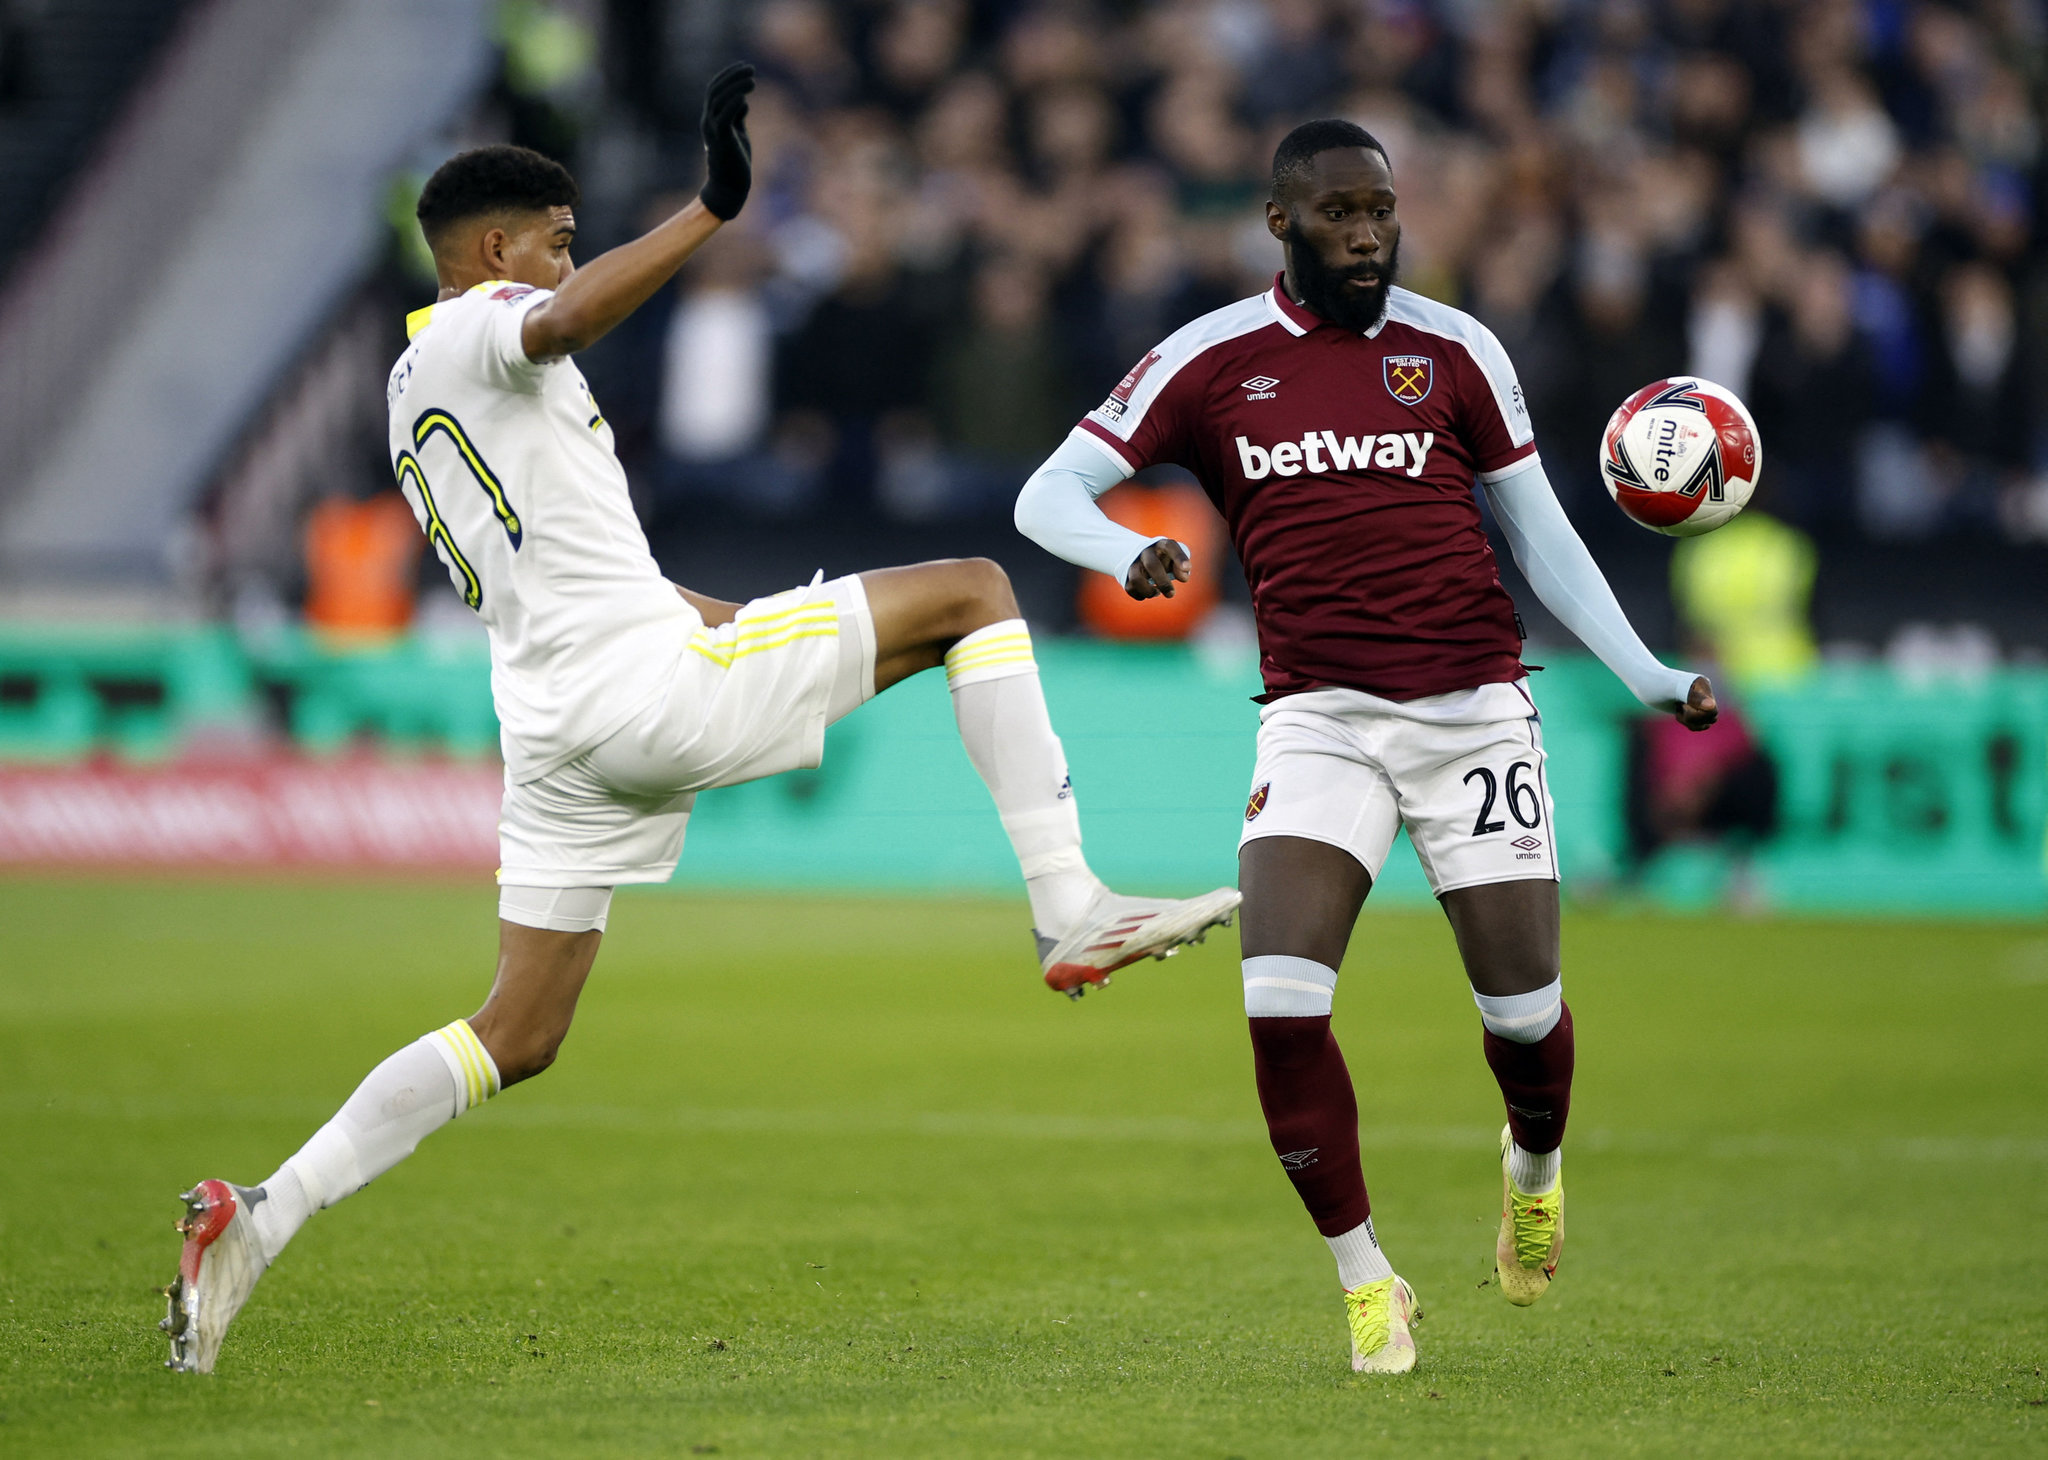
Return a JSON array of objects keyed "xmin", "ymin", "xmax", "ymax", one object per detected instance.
[
  {"xmin": 159, "ymin": 63, "xmax": 1238, "ymax": 1375},
  {"xmin": 1016, "ymin": 120, "xmax": 1719, "ymax": 1373}
]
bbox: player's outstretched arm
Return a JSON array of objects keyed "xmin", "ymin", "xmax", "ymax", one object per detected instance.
[
  {"xmin": 1483, "ymin": 457, "xmax": 1717, "ymax": 730},
  {"xmin": 1015, "ymin": 432, "xmax": 1191, "ymax": 599},
  {"xmin": 522, "ymin": 63, "xmax": 755, "ymax": 361}
]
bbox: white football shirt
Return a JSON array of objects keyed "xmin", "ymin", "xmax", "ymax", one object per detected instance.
[{"xmin": 387, "ymin": 280, "xmax": 695, "ymax": 782}]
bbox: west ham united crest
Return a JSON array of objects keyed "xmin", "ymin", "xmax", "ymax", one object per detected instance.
[
  {"xmin": 1245, "ymin": 782, "xmax": 1270, "ymax": 821},
  {"xmin": 1383, "ymin": 354, "xmax": 1432, "ymax": 405}
]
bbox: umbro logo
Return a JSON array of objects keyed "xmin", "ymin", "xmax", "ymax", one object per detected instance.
[
  {"xmin": 1279, "ymin": 1148, "xmax": 1319, "ymax": 1170},
  {"xmin": 1510, "ymin": 835, "xmax": 1542, "ymax": 851},
  {"xmin": 1242, "ymin": 375, "xmax": 1280, "ymax": 400}
]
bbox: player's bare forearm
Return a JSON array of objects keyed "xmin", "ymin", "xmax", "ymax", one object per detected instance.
[
  {"xmin": 523, "ymin": 204, "xmax": 724, "ymax": 360},
  {"xmin": 523, "ymin": 62, "xmax": 752, "ymax": 360}
]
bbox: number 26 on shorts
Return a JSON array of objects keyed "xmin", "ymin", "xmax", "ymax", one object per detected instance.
[{"xmin": 1464, "ymin": 760, "xmax": 1542, "ymax": 836}]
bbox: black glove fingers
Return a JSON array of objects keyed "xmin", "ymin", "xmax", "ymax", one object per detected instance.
[
  {"xmin": 704, "ymin": 94, "xmax": 749, "ymax": 140},
  {"xmin": 698, "ymin": 59, "xmax": 756, "ymax": 220},
  {"xmin": 708, "ymin": 106, "xmax": 747, "ymax": 146},
  {"xmin": 705, "ymin": 69, "xmax": 755, "ymax": 114}
]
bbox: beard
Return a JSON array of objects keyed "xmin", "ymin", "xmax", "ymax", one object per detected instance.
[{"xmin": 1287, "ymin": 226, "xmax": 1400, "ymax": 333}]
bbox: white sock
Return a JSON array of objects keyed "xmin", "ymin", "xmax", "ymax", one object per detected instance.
[
  {"xmin": 1327, "ymin": 1216, "xmax": 1394, "ymax": 1290},
  {"xmin": 944, "ymin": 620, "xmax": 1103, "ymax": 937},
  {"xmin": 1508, "ymin": 1142, "xmax": 1561, "ymax": 1194},
  {"xmin": 246, "ymin": 1020, "xmax": 499, "ymax": 1263}
]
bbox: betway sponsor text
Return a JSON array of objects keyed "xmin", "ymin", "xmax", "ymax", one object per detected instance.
[{"xmin": 1235, "ymin": 431, "xmax": 1436, "ymax": 480}]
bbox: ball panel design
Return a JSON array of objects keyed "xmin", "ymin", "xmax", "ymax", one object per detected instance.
[{"xmin": 1598, "ymin": 377, "xmax": 1761, "ymax": 537}]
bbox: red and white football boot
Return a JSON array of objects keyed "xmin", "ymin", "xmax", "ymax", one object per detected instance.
[
  {"xmin": 1039, "ymin": 885, "xmax": 1241, "ymax": 998},
  {"xmin": 161, "ymin": 1180, "xmax": 268, "ymax": 1373}
]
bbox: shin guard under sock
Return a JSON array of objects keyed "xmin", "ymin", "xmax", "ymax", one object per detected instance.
[
  {"xmin": 1482, "ymin": 1000, "xmax": 1575, "ymax": 1156},
  {"xmin": 1248, "ymin": 1015, "xmax": 1371, "ymax": 1237},
  {"xmin": 249, "ymin": 1020, "xmax": 500, "ymax": 1263},
  {"xmin": 944, "ymin": 620, "xmax": 1101, "ymax": 936}
]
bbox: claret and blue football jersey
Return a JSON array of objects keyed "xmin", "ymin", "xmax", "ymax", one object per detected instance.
[{"xmin": 1075, "ymin": 275, "xmax": 1540, "ymax": 702}]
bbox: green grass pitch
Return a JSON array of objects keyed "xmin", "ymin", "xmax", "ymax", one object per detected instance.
[{"xmin": 2, "ymin": 877, "xmax": 2044, "ymax": 1457}]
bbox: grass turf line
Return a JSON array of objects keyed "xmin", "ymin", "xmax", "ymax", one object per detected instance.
[{"xmin": 1, "ymin": 878, "xmax": 2043, "ymax": 1457}]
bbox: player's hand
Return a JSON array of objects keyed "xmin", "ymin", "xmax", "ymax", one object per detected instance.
[
  {"xmin": 1676, "ymin": 675, "xmax": 1718, "ymax": 731},
  {"xmin": 1125, "ymin": 538, "xmax": 1191, "ymax": 600},
  {"xmin": 698, "ymin": 62, "xmax": 756, "ymax": 221}
]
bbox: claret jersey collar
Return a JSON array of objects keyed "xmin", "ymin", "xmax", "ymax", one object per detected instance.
[
  {"xmin": 1266, "ymin": 272, "xmax": 1389, "ymax": 340},
  {"xmin": 404, "ymin": 279, "xmax": 524, "ymax": 341}
]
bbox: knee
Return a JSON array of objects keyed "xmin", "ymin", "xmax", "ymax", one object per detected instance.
[{"xmin": 952, "ymin": 557, "xmax": 1016, "ymax": 617}]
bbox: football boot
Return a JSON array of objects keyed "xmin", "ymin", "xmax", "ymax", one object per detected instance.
[
  {"xmin": 1344, "ymin": 1275, "xmax": 1421, "ymax": 1374},
  {"xmin": 161, "ymin": 1180, "xmax": 268, "ymax": 1373},
  {"xmin": 1037, "ymin": 885, "xmax": 1240, "ymax": 998},
  {"xmin": 1495, "ymin": 1125, "xmax": 1564, "ymax": 1306}
]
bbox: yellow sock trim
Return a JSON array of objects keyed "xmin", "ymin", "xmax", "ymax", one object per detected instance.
[
  {"xmin": 945, "ymin": 625, "xmax": 1036, "ymax": 683},
  {"xmin": 432, "ymin": 1019, "xmax": 500, "ymax": 1111}
]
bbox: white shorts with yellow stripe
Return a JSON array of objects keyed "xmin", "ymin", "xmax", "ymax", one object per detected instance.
[{"xmin": 498, "ymin": 573, "xmax": 876, "ymax": 887}]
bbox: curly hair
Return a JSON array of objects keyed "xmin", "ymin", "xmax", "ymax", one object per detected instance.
[
  {"xmin": 415, "ymin": 145, "xmax": 580, "ymax": 250},
  {"xmin": 1271, "ymin": 120, "xmax": 1391, "ymax": 200}
]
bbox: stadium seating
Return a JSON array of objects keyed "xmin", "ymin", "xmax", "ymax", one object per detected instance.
[{"xmin": 0, "ymin": 0, "xmax": 192, "ymax": 284}]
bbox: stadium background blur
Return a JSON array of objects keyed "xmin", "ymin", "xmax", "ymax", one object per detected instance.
[
  {"xmin": 4, "ymin": 8, "xmax": 2046, "ymax": 1452},
  {"xmin": 0, "ymin": 0, "xmax": 2040, "ymax": 913}
]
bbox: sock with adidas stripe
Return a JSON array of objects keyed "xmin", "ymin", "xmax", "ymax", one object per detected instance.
[
  {"xmin": 943, "ymin": 619, "xmax": 1105, "ymax": 939},
  {"xmin": 245, "ymin": 1020, "xmax": 500, "ymax": 1263}
]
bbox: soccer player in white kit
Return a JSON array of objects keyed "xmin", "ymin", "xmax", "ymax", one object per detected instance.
[{"xmin": 160, "ymin": 63, "xmax": 1236, "ymax": 1374}]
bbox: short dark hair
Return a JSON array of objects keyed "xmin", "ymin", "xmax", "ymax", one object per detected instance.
[
  {"xmin": 1271, "ymin": 120, "xmax": 1391, "ymax": 199},
  {"xmin": 415, "ymin": 145, "xmax": 579, "ymax": 250}
]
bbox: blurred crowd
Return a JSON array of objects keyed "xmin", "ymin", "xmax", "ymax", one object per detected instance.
[{"xmin": 482, "ymin": 0, "xmax": 2048, "ymax": 545}]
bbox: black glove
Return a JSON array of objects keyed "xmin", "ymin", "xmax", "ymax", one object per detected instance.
[{"xmin": 698, "ymin": 61, "xmax": 756, "ymax": 221}]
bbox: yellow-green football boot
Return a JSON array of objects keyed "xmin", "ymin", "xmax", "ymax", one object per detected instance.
[
  {"xmin": 1495, "ymin": 1124, "xmax": 1563, "ymax": 1305},
  {"xmin": 1343, "ymin": 1274, "xmax": 1421, "ymax": 1373}
]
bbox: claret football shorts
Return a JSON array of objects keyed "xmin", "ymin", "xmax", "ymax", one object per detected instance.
[
  {"xmin": 1237, "ymin": 679, "xmax": 1560, "ymax": 894},
  {"xmin": 498, "ymin": 573, "xmax": 877, "ymax": 887}
]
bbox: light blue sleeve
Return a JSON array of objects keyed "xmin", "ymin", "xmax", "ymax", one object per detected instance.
[
  {"xmin": 1482, "ymin": 456, "xmax": 1700, "ymax": 711},
  {"xmin": 1013, "ymin": 429, "xmax": 1160, "ymax": 582}
]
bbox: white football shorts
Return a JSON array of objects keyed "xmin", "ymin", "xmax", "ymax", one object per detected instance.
[
  {"xmin": 1237, "ymin": 679, "xmax": 1559, "ymax": 894},
  {"xmin": 498, "ymin": 572, "xmax": 877, "ymax": 887}
]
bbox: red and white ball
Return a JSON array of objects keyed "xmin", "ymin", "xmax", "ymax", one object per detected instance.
[{"xmin": 1599, "ymin": 377, "xmax": 1761, "ymax": 536}]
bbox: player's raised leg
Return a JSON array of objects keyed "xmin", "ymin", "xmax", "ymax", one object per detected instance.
[
  {"xmin": 1238, "ymin": 834, "xmax": 1419, "ymax": 1373},
  {"xmin": 858, "ymin": 557, "xmax": 1238, "ymax": 996},
  {"xmin": 1442, "ymin": 878, "xmax": 1570, "ymax": 1305},
  {"xmin": 163, "ymin": 908, "xmax": 605, "ymax": 1372}
]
